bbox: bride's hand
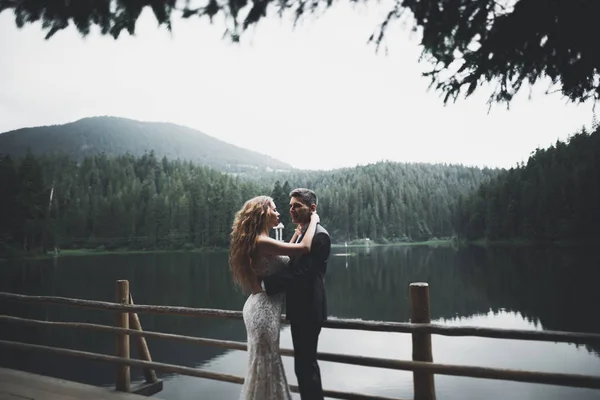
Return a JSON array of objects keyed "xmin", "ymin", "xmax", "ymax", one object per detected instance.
[{"xmin": 311, "ymin": 212, "xmax": 320, "ymax": 224}]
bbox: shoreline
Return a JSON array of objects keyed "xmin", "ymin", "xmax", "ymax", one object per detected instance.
[
  {"xmin": 2, "ymin": 238, "xmax": 597, "ymax": 262},
  {"xmin": 331, "ymin": 239, "xmax": 453, "ymax": 248},
  {"xmin": 2, "ymin": 240, "xmax": 452, "ymax": 261},
  {"xmin": 1, "ymin": 247, "xmax": 228, "ymax": 261}
]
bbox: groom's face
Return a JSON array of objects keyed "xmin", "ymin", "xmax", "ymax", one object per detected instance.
[{"xmin": 289, "ymin": 196, "xmax": 312, "ymax": 225}]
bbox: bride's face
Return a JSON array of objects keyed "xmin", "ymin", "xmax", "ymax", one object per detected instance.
[{"xmin": 267, "ymin": 201, "xmax": 280, "ymax": 228}]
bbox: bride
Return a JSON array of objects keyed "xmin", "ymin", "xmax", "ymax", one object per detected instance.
[{"xmin": 229, "ymin": 195, "xmax": 320, "ymax": 400}]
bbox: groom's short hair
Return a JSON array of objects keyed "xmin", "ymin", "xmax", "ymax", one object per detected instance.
[{"xmin": 290, "ymin": 188, "xmax": 317, "ymax": 206}]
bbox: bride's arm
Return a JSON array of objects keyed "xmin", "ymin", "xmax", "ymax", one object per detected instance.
[
  {"xmin": 262, "ymin": 227, "xmax": 330, "ymax": 295},
  {"xmin": 289, "ymin": 226, "xmax": 301, "ymax": 243},
  {"xmin": 257, "ymin": 213, "xmax": 319, "ymax": 257}
]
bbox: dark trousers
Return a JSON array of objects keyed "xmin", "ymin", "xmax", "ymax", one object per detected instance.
[{"xmin": 291, "ymin": 322, "xmax": 323, "ymax": 400}]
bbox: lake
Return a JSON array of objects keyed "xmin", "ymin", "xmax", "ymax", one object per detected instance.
[{"xmin": 1, "ymin": 245, "xmax": 599, "ymax": 400}]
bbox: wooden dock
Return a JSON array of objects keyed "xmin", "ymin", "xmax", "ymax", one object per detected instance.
[{"xmin": 0, "ymin": 367, "xmax": 163, "ymax": 400}]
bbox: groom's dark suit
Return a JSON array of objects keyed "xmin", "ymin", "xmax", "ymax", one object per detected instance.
[{"xmin": 263, "ymin": 223, "xmax": 331, "ymax": 400}]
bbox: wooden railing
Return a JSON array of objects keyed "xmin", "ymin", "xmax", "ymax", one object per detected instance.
[{"xmin": 1, "ymin": 281, "xmax": 600, "ymax": 400}]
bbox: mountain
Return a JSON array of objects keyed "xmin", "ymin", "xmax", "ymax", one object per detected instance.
[{"xmin": 0, "ymin": 116, "xmax": 292, "ymax": 173}]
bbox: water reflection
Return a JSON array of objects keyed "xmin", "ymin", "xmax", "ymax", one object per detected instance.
[{"xmin": 0, "ymin": 245, "xmax": 599, "ymax": 400}]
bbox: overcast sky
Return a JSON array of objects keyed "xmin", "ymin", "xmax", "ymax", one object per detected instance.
[{"xmin": 0, "ymin": 3, "xmax": 596, "ymax": 171}]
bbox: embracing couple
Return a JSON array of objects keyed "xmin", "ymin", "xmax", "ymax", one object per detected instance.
[{"xmin": 229, "ymin": 188, "xmax": 331, "ymax": 400}]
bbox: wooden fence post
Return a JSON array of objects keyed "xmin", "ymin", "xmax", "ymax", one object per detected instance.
[
  {"xmin": 116, "ymin": 280, "xmax": 130, "ymax": 392},
  {"xmin": 409, "ymin": 282, "xmax": 436, "ymax": 400},
  {"xmin": 129, "ymin": 293, "xmax": 158, "ymax": 384}
]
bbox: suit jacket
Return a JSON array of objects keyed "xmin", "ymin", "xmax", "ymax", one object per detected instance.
[{"xmin": 263, "ymin": 224, "xmax": 331, "ymax": 324}]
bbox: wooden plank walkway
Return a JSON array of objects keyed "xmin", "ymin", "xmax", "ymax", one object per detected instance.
[{"xmin": 0, "ymin": 368, "xmax": 163, "ymax": 400}]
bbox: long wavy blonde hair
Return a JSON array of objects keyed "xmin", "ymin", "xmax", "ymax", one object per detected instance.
[{"xmin": 229, "ymin": 195, "xmax": 273, "ymax": 293}]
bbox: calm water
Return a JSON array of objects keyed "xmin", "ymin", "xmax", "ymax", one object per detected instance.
[{"xmin": 1, "ymin": 245, "xmax": 599, "ymax": 400}]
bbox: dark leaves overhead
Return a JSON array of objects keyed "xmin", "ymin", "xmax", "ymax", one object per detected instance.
[{"xmin": 2, "ymin": 0, "xmax": 599, "ymax": 106}]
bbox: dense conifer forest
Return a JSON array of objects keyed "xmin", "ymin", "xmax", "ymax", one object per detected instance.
[
  {"xmin": 1, "ymin": 123, "xmax": 597, "ymax": 257},
  {"xmin": 0, "ymin": 152, "xmax": 495, "ymax": 254},
  {"xmin": 454, "ymin": 127, "xmax": 600, "ymax": 243}
]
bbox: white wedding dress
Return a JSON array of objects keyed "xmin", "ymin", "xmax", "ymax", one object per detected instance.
[{"xmin": 239, "ymin": 255, "xmax": 292, "ymax": 400}]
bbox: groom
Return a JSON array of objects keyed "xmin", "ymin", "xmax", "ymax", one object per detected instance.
[{"xmin": 262, "ymin": 188, "xmax": 331, "ymax": 400}]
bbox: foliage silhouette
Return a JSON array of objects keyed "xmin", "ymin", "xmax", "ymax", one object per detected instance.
[{"xmin": 3, "ymin": 0, "xmax": 600, "ymax": 105}]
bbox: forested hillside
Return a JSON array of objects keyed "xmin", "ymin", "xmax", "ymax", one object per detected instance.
[
  {"xmin": 264, "ymin": 162, "xmax": 499, "ymax": 242},
  {"xmin": 0, "ymin": 153, "xmax": 498, "ymax": 256},
  {"xmin": 7, "ymin": 119, "xmax": 597, "ymax": 257},
  {"xmin": 0, "ymin": 116, "xmax": 292, "ymax": 173},
  {"xmin": 3, "ymin": 123, "xmax": 596, "ymax": 257},
  {"xmin": 0, "ymin": 152, "xmax": 264, "ymax": 254},
  {"xmin": 455, "ymin": 127, "xmax": 600, "ymax": 242}
]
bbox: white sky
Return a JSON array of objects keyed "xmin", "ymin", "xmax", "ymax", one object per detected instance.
[{"xmin": 0, "ymin": 3, "xmax": 596, "ymax": 171}]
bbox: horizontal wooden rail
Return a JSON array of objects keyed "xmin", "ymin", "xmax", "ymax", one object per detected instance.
[
  {"xmin": 0, "ymin": 314, "xmax": 459, "ymax": 372},
  {"xmin": 0, "ymin": 292, "xmax": 243, "ymax": 319},
  {"xmin": 0, "ymin": 315, "xmax": 248, "ymax": 350},
  {"xmin": 0, "ymin": 340, "xmax": 403, "ymax": 400},
  {"xmin": 0, "ymin": 291, "xmax": 242, "ymax": 319},
  {"xmin": 324, "ymin": 318, "xmax": 600, "ymax": 344},
  {"xmin": 2, "ymin": 291, "xmax": 600, "ymax": 345},
  {"xmin": 1, "ymin": 320, "xmax": 599, "ymax": 390}
]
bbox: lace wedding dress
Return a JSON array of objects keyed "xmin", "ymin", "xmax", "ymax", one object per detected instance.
[{"xmin": 239, "ymin": 255, "xmax": 292, "ymax": 400}]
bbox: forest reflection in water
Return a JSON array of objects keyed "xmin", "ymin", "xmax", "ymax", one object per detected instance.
[{"xmin": 0, "ymin": 244, "xmax": 599, "ymax": 399}]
